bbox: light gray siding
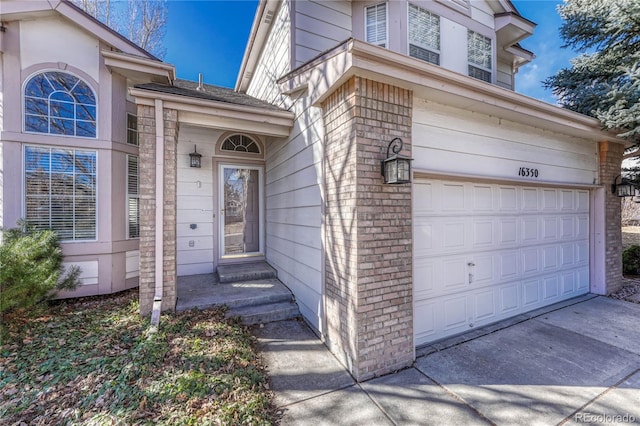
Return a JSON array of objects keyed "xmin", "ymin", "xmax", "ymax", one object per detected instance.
[
  {"xmin": 293, "ymin": 0, "xmax": 351, "ymax": 67},
  {"xmin": 412, "ymin": 97, "xmax": 598, "ymax": 185},
  {"xmin": 246, "ymin": 0, "xmax": 325, "ymax": 332}
]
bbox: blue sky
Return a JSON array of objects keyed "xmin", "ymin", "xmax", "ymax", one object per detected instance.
[{"xmin": 163, "ymin": 0, "xmax": 579, "ymax": 104}]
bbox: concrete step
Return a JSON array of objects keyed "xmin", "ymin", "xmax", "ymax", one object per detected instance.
[
  {"xmin": 176, "ymin": 278, "xmax": 292, "ymax": 312},
  {"xmin": 226, "ymin": 301, "xmax": 300, "ymax": 325},
  {"xmin": 217, "ymin": 261, "xmax": 277, "ymax": 283}
]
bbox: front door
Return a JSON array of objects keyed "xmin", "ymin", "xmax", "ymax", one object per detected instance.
[{"xmin": 219, "ymin": 164, "xmax": 263, "ymax": 257}]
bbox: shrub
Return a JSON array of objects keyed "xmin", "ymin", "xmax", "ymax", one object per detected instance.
[
  {"xmin": 622, "ymin": 245, "xmax": 640, "ymax": 276},
  {"xmin": 0, "ymin": 221, "xmax": 81, "ymax": 313}
]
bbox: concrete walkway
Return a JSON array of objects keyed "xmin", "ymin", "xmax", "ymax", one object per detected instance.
[{"xmin": 253, "ymin": 296, "xmax": 640, "ymax": 425}]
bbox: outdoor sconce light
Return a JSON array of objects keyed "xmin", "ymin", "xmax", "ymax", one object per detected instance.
[
  {"xmin": 381, "ymin": 137, "xmax": 413, "ymax": 184},
  {"xmin": 189, "ymin": 145, "xmax": 202, "ymax": 168},
  {"xmin": 612, "ymin": 175, "xmax": 635, "ymax": 197}
]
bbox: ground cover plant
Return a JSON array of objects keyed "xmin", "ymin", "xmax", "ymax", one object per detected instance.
[{"xmin": 0, "ymin": 290, "xmax": 277, "ymax": 425}]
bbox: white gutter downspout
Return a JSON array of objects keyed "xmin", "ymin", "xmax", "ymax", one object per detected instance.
[{"xmin": 149, "ymin": 99, "xmax": 164, "ymax": 333}]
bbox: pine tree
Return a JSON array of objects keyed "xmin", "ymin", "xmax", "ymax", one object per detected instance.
[
  {"xmin": 544, "ymin": 0, "xmax": 640, "ymax": 147},
  {"xmin": 0, "ymin": 223, "xmax": 81, "ymax": 313}
]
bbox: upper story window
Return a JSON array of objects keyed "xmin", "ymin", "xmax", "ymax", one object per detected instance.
[
  {"xmin": 408, "ymin": 4, "xmax": 440, "ymax": 65},
  {"xmin": 366, "ymin": 3, "xmax": 387, "ymax": 48},
  {"xmin": 24, "ymin": 71, "xmax": 97, "ymax": 138},
  {"xmin": 468, "ymin": 31, "xmax": 492, "ymax": 83},
  {"xmin": 221, "ymin": 134, "xmax": 260, "ymax": 154},
  {"xmin": 127, "ymin": 113, "xmax": 138, "ymax": 146}
]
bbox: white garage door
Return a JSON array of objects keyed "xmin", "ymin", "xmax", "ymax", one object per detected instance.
[{"xmin": 414, "ymin": 179, "xmax": 590, "ymax": 345}]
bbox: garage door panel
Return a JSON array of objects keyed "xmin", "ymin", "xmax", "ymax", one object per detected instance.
[
  {"xmin": 523, "ymin": 278, "xmax": 541, "ymax": 307},
  {"xmin": 562, "ymin": 272, "xmax": 575, "ymax": 295},
  {"xmin": 577, "ymin": 242, "xmax": 589, "ymax": 264},
  {"xmin": 522, "ymin": 248, "xmax": 540, "ymax": 275},
  {"xmin": 543, "ymin": 216, "xmax": 558, "ymax": 240},
  {"xmin": 500, "ymin": 252, "xmax": 519, "ymax": 279},
  {"xmin": 414, "ymin": 260, "xmax": 435, "ymax": 298},
  {"xmin": 475, "ymin": 290, "xmax": 496, "ymax": 321},
  {"xmin": 543, "ymin": 276, "xmax": 560, "ymax": 300},
  {"xmin": 499, "ymin": 186, "xmax": 518, "ymax": 210},
  {"xmin": 500, "ymin": 218, "xmax": 518, "ymax": 244},
  {"xmin": 542, "ymin": 246, "xmax": 558, "ymax": 271},
  {"xmin": 443, "ymin": 222, "xmax": 466, "ymax": 249},
  {"xmin": 577, "ymin": 268, "xmax": 589, "ymax": 290},
  {"xmin": 499, "ymin": 284, "xmax": 519, "ymax": 314},
  {"xmin": 443, "ymin": 296, "xmax": 468, "ymax": 330},
  {"xmin": 413, "ymin": 218, "xmax": 434, "ymax": 255},
  {"xmin": 473, "ymin": 221, "xmax": 494, "ymax": 247},
  {"xmin": 577, "ymin": 216, "xmax": 589, "ymax": 238},
  {"xmin": 561, "ymin": 244, "xmax": 575, "ymax": 266},
  {"xmin": 442, "ymin": 183, "xmax": 466, "ymax": 210},
  {"xmin": 577, "ymin": 191, "xmax": 589, "ymax": 210},
  {"xmin": 473, "ymin": 185, "xmax": 494, "ymax": 210},
  {"xmin": 522, "ymin": 187, "xmax": 539, "ymax": 211},
  {"xmin": 543, "ymin": 189, "xmax": 558, "ymax": 210},
  {"xmin": 414, "ymin": 300, "xmax": 437, "ymax": 341},
  {"xmin": 522, "ymin": 217, "xmax": 539, "ymax": 242},
  {"xmin": 414, "ymin": 181, "xmax": 434, "ymax": 211},
  {"xmin": 561, "ymin": 216, "xmax": 575, "ymax": 238},
  {"xmin": 443, "ymin": 257, "xmax": 467, "ymax": 291},
  {"xmin": 472, "ymin": 254, "xmax": 494, "ymax": 284},
  {"xmin": 414, "ymin": 179, "xmax": 590, "ymax": 345}
]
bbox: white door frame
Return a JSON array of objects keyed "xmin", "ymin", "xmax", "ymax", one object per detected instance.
[{"xmin": 217, "ymin": 163, "xmax": 265, "ymax": 259}]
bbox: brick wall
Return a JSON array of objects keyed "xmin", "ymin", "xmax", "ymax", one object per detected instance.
[
  {"xmin": 599, "ymin": 141, "xmax": 625, "ymax": 294},
  {"xmin": 138, "ymin": 104, "xmax": 178, "ymax": 315},
  {"xmin": 323, "ymin": 76, "xmax": 414, "ymax": 381}
]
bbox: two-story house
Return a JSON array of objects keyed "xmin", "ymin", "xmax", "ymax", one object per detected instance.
[
  {"xmin": 0, "ymin": 0, "xmax": 628, "ymax": 381},
  {"xmin": 0, "ymin": 0, "xmax": 175, "ymax": 297}
]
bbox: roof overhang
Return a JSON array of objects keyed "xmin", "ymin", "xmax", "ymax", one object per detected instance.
[
  {"xmin": 102, "ymin": 50, "xmax": 175, "ymax": 84},
  {"xmin": 129, "ymin": 87, "xmax": 294, "ymax": 138},
  {"xmin": 236, "ymin": 0, "xmax": 281, "ymax": 92},
  {"xmin": 278, "ymin": 39, "xmax": 628, "ymax": 146},
  {"xmin": 1, "ymin": 0, "xmax": 157, "ymax": 60}
]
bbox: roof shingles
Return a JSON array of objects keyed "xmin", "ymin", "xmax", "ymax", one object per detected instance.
[{"xmin": 134, "ymin": 79, "xmax": 286, "ymax": 112}]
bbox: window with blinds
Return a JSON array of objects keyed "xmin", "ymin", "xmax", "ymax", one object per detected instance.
[
  {"xmin": 24, "ymin": 146, "xmax": 97, "ymax": 241},
  {"xmin": 468, "ymin": 30, "xmax": 492, "ymax": 83},
  {"xmin": 127, "ymin": 155, "xmax": 140, "ymax": 239},
  {"xmin": 366, "ymin": 3, "xmax": 387, "ymax": 48},
  {"xmin": 127, "ymin": 114, "xmax": 138, "ymax": 146},
  {"xmin": 408, "ymin": 4, "xmax": 440, "ymax": 65}
]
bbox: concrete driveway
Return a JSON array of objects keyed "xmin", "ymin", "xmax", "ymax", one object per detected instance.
[{"xmin": 253, "ymin": 295, "xmax": 640, "ymax": 425}]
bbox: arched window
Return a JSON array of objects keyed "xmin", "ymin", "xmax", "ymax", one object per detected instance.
[
  {"xmin": 24, "ymin": 71, "xmax": 97, "ymax": 138},
  {"xmin": 221, "ymin": 134, "xmax": 260, "ymax": 154}
]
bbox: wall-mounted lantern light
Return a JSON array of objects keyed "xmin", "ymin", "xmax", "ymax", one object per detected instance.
[
  {"xmin": 381, "ymin": 137, "xmax": 413, "ymax": 184},
  {"xmin": 189, "ymin": 145, "xmax": 202, "ymax": 168},
  {"xmin": 612, "ymin": 174, "xmax": 635, "ymax": 197}
]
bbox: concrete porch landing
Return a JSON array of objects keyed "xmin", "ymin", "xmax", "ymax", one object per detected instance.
[{"xmin": 176, "ymin": 262, "xmax": 300, "ymax": 325}]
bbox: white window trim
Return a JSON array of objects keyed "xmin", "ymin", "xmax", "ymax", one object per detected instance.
[
  {"xmin": 22, "ymin": 144, "xmax": 99, "ymax": 243},
  {"xmin": 407, "ymin": 3, "xmax": 441, "ymax": 65},
  {"xmin": 365, "ymin": 2, "xmax": 388, "ymax": 48},
  {"xmin": 22, "ymin": 69, "xmax": 98, "ymax": 139},
  {"xmin": 126, "ymin": 154, "xmax": 140, "ymax": 239},
  {"xmin": 467, "ymin": 30, "xmax": 493, "ymax": 82},
  {"xmin": 126, "ymin": 113, "xmax": 138, "ymax": 146}
]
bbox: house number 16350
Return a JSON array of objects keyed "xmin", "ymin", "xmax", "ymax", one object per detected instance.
[{"xmin": 518, "ymin": 167, "xmax": 539, "ymax": 178}]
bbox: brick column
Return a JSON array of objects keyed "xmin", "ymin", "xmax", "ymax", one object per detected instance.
[
  {"xmin": 138, "ymin": 104, "xmax": 178, "ymax": 315},
  {"xmin": 323, "ymin": 77, "xmax": 413, "ymax": 381},
  {"xmin": 599, "ymin": 141, "xmax": 625, "ymax": 294}
]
